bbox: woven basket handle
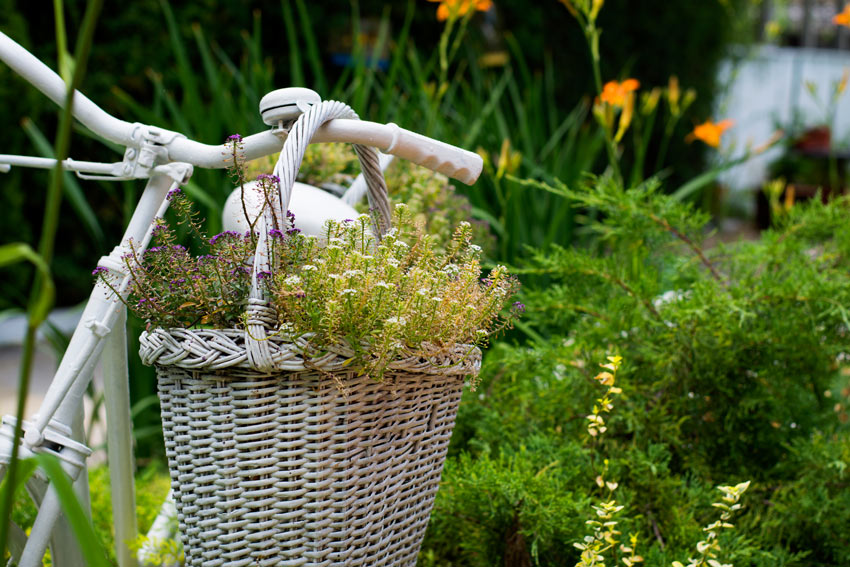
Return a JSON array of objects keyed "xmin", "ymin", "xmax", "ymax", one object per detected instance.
[{"xmin": 246, "ymin": 100, "xmax": 391, "ymax": 372}]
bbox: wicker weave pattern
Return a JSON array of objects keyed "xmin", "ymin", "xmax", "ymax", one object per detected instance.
[
  {"xmin": 146, "ymin": 329, "xmax": 475, "ymax": 566},
  {"xmin": 140, "ymin": 328, "xmax": 481, "ymax": 376}
]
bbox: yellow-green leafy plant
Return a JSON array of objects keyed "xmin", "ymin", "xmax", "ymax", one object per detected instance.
[
  {"xmin": 574, "ymin": 355, "xmax": 645, "ymax": 567},
  {"xmin": 672, "ymin": 482, "xmax": 751, "ymax": 567},
  {"xmin": 575, "ymin": 355, "xmax": 751, "ymax": 567}
]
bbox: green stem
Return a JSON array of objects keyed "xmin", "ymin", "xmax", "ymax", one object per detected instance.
[
  {"xmin": 0, "ymin": 0, "xmax": 103, "ymax": 557},
  {"xmin": 654, "ymin": 115, "xmax": 680, "ymax": 175},
  {"xmin": 582, "ymin": 21, "xmax": 622, "ymax": 185}
]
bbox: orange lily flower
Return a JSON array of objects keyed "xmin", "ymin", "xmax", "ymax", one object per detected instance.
[
  {"xmin": 687, "ymin": 119, "xmax": 735, "ymax": 148},
  {"xmin": 834, "ymin": 3, "xmax": 850, "ymax": 27},
  {"xmin": 599, "ymin": 79, "xmax": 640, "ymax": 107},
  {"xmin": 428, "ymin": 0, "xmax": 493, "ymax": 21}
]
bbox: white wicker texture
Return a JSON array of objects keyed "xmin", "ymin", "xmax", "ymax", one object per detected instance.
[{"xmin": 144, "ymin": 328, "xmax": 476, "ymax": 566}]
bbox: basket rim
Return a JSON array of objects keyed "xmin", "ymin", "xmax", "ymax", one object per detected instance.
[{"xmin": 139, "ymin": 327, "xmax": 481, "ymax": 375}]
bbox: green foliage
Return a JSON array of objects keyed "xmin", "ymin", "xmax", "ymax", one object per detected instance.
[
  {"xmin": 8, "ymin": 461, "xmax": 172, "ymax": 566},
  {"xmin": 423, "ymin": 181, "xmax": 850, "ymax": 565}
]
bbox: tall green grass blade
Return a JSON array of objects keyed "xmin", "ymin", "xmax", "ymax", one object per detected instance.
[
  {"xmin": 147, "ymin": 70, "xmax": 194, "ymax": 137},
  {"xmin": 212, "ymin": 43, "xmax": 255, "ymax": 107},
  {"xmin": 281, "ymin": 0, "xmax": 305, "ymax": 87},
  {"xmin": 671, "ymin": 153, "xmax": 751, "ymax": 201},
  {"xmin": 504, "ymin": 33, "xmax": 533, "ymax": 93},
  {"xmin": 471, "ymin": 206, "xmax": 506, "ymax": 239},
  {"xmin": 184, "ymin": 179, "xmax": 221, "ymax": 213},
  {"xmin": 544, "ymin": 51, "xmax": 557, "ymax": 134},
  {"xmin": 111, "ymin": 86, "xmax": 165, "ymax": 125},
  {"xmin": 131, "ymin": 395, "xmax": 161, "ymax": 420},
  {"xmin": 504, "ymin": 73, "xmax": 534, "ymax": 158},
  {"xmin": 461, "ymin": 69, "xmax": 512, "ymax": 148},
  {"xmin": 353, "ymin": 6, "xmax": 391, "ymax": 115},
  {"xmin": 0, "ymin": 243, "xmax": 54, "ymax": 324},
  {"xmin": 0, "ymin": 458, "xmax": 38, "ymax": 501},
  {"xmin": 158, "ymin": 0, "xmax": 201, "ymax": 122},
  {"xmin": 192, "ymin": 23, "xmax": 222, "ymax": 111},
  {"xmin": 0, "ymin": 0, "xmax": 102, "ymax": 557},
  {"xmin": 21, "ymin": 118, "xmax": 105, "ymax": 248},
  {"xmin": 294, "ymin": 0, "xmax": 327, "ymax": 94},
  {"xmin": 53, "ymin": 0, "xmax": 75, "ymax": 83},
  {"xmin": 376, "ymin": 0, "xmax": 414, "ymax": 121},
  {"xmin": 35, "ymin": 454, "xmax": 111, "ymax": 567}
]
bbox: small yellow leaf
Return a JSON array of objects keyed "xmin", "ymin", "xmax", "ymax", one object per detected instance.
[{"xmin": 595, "ymin": 371, "xmax": 615, "ymax": 385}]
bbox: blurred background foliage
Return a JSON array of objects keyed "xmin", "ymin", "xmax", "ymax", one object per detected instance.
[{"xmin": 0, "ymin": 0, "xmax": 753, "ymax": 309}]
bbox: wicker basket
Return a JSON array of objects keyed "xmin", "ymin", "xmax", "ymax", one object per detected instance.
[
  {"xmin": 140, "ymin": 329, "xmax": 479, "ymax": 566},
  {"xmin": 141, "ymin": 101, "xmax": 480, "ymax": 565}
]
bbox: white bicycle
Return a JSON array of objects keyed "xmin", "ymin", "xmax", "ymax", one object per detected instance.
[{"xmin": 0, "ymin": 30, "xmax": 482, "ymax": 567}]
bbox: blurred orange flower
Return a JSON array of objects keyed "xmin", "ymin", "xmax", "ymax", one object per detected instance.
[
  {"xmin": 428, "ymin": 0, "xmax": 493, "ymax": 21},
  {"xmin": 833, "ymin": 4, "xmax": 850, "ymax": 27},
  {"xmin": 599, "ymin": 79, "xmax": 640, "ymax": 107},
  {"xmin": 687, "ymin": 119, "xmax": 734, "ymax": 148}
]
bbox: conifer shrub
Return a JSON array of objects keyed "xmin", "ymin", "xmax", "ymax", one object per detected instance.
[{"xmin": 422, "ymin": 177, "xmax": 850, "ymax": 566}]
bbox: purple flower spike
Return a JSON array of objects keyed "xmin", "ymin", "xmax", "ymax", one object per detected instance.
[
  {"xmin": 210, "ymin": 231, "xmax": 240, "ymax": 245},
  {"xmin": 257, "ymin": 174, "xmax": 280, "ymax": 184},
  {"xmin": 268, "ymin": 229, "xmax": 284, "ymax": 239},
  {"xmin": 166, "ymin": 187, "xmax": 182, "ymax": 200},
  {"xmin": 92, "ymin": 266, "xmax": 109, "ymax": 277},
  {"xmin": 227, "ymin": 134, "xmax": 243, "ymax": 142},
  {"xmin": 512, "ymin": 301, "xmax": 526, "ymax": 314},
  {"xmin": 257, "ymin": 270, "xmax": 271, "ymax": 280}
]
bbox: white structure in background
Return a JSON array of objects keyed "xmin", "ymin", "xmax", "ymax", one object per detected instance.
[{"xmin": 718, "ymin": 45, "xmax": 850, "ymax": 192}]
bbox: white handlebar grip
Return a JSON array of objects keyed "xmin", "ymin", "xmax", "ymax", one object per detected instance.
[{"xmin": 383, "ymin": 123, "xmax": 483, "ymax": 185}]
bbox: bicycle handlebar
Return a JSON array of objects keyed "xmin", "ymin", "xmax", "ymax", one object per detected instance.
[
  {"xmin": 168, "ymin": 121, "xmax": 482, "ymax": 184},
  {"xmin": 0, "ymin": 32, "xmax": 483, "ymax": 185}
]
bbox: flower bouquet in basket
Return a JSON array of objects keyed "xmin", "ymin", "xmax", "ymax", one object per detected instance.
[{"xmin": 97, "ymin": 101, "xmax": 519, "ymax": 567}]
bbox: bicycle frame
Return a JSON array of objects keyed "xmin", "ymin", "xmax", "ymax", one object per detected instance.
[{"xmin": 0, "ymin": 29, "xmax": 482, "ymax": 567}]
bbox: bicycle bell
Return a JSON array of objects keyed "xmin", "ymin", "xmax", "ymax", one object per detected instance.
[{"xmin": 222, "ymin": 88, "xmax": 359, "ymax": 237}]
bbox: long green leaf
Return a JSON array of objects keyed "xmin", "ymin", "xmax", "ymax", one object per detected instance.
[
  {"xmin": 461, "ymin": 69, "xmax": 512, "ymax": 148},
  {"xmin": 281, "ymin": 0, "xmax": 305, "ymax": 87},
  {"xmin": 35, "ymin": 454, "xmax": 111, "ymax": 567},
  {"xmin": 294, "ymin": 0, "xmax": 327, "ymax": 94},
  {"xmin": 21, "ymin": 118, "xmax": 105, "ymax": 248},
  {"xmin": 671, "ymin": 153, "xmax": 752, "ymax": 201},
  {"xmin": 0, "ymin": 243, "xmax": 55, "ymax": 325},
  {"xmin": 0, "ymin": 458, "xmax": 38, "ymax": 503},
  {"xmin": 158, "ymin": 0, "xmax": 201, "ymax": 125},
  {"xmin": 0, "ymin": 0, "xmax": 103, "ymax": 558}
]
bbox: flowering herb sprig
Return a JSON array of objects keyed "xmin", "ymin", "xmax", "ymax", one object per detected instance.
[{"xmin": 94, "ymin": 177, "xmax": 520, "ymax": 376}]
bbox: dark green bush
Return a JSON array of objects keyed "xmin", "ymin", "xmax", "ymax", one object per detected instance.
[{"xmin": 422, "ymin": 180, "xmax": 850, "ymax": 566}]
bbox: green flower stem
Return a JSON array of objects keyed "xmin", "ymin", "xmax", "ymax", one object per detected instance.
[
  {"xmin": 575, "ymin": 10, "xmax": 623, "ymax": 185},
  {"xmin": 0, "ymin": 0, "xmax": 103, "ymax": 558}
]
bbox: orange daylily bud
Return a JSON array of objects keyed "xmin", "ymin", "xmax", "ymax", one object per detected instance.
[
  {"xmin": 429, "ymin": 0, "xmax": 493, "ymax": 21},
  {"xmin": 614, "ymin": 91, "xmax": 636, "ymax": 143},
  {"xmin": 686, "ymin": 119, "xmax": 735, "ymax": 148},
  {"xmin": 600, "ymin": 79, "xmax": 640, "ymax": 107},
  {"xmin": 668, "ymin": 76, "xmax": 680, "ymax": 109}
]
